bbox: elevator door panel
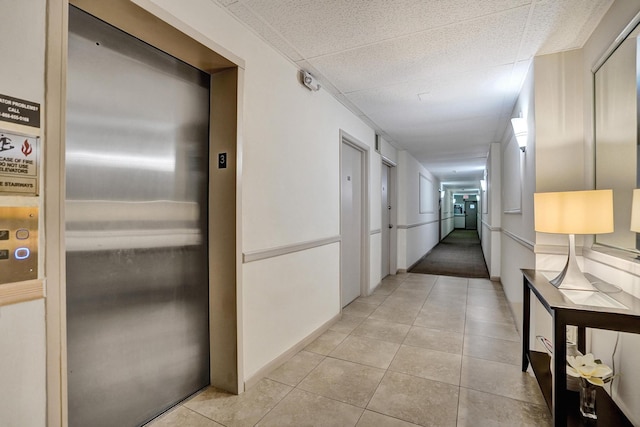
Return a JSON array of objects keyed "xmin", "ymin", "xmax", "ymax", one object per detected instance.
[{"xmin": 66, "ymin": 7, "xmax": 210, "ymax": 427}]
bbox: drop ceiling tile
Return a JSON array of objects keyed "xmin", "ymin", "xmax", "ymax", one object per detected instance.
[
  {"xmin": 346, "ymin": 64, "xmax": 520, "ymax": 117},
  {"xmin": 227, "ymin": 2, "xmax": 304, "ymax": 61},
  {"xmin": 517, "ymin": 0, "xmax": 613, "ymax": 60},
  {"xmin": 309, "ymin": 7, "xmax": 529, "ymax": 93},
  {"xmin": 240, "ymin": 0, "xmax": 531, "ymax": 59}
]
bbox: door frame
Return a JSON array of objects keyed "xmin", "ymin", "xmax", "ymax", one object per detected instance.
[
  {"xmin": 381, "ymin": 157, "xmax": 397, "ymax": 277},
  {"xmin": 339, "ymin": 130, "xmax": 370, "ymax": 307},
  {"xmin": 45, "ymin": 1, "xmax": 244, "ymax": 425}
]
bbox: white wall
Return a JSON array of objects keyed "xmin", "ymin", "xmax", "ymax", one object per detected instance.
[
  {"xmin": 0, "ymin": 0, "xmax": 47, "ymax": 425},
  {"xmin": 440, "ymin": 189, "xmax": 455, "ymax": 238},
  {"xmin": 144, "ymin": 0, "xmax": 381, "ymax": 382},
  {"xmin": 481, "ymin": 142, "xmax": 502, "ymax": 279},
  {"xmin": 499, "ymin": 64, "xmax": 536, "ymax": 328},
  {"xmin": 579, "ymin": 2, "xmax": 640, "ymax": 423},
  {"xmin": 525, "ymin": 2, "xmax": 640, "ymax": 424},
  {"xmin": 397, "ymin": 151, "xmax": 440, "ymax": 270}
]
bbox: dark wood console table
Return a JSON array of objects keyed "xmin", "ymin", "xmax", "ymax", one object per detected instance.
[{"xmin": 521, "ymin": 269, "xmax": 640, "ymax": 427}]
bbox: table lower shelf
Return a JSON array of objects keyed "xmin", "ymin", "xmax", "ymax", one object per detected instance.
[{"xmin": 528, "ymin": 351, "xmax": 632, "ymax": 426}]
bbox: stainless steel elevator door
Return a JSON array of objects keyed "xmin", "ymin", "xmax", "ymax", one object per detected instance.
[{"xmin": 66, "ymin": 7, "xmax": 210, "ymax": 427}]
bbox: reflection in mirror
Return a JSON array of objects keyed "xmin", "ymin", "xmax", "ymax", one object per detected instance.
[{"xmin": 595, "ymin": 23, "xmax": 640, "ymax": 252}]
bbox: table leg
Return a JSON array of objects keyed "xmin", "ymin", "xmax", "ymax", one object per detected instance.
[
  {"xmin": 552, "ymin": 311, "xmax": 567, "ymax": 427},
  {"xmin": 522, "ymin": 276, "xmax": 531, "ymax": 371}
]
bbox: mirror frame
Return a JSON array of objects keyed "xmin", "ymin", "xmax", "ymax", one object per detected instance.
[{"xmin": 593, "ymin": 11, "xmax": 640, "ymax": 255}]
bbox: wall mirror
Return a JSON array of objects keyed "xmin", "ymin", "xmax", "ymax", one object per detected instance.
[{"xmin": 594, "ymin": 18, "xmax": 640, "ymax": 253}]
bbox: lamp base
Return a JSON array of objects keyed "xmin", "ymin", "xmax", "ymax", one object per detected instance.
[{"xmin": 549, "ymin": 234, "xmax": 597, "ymax": 291}]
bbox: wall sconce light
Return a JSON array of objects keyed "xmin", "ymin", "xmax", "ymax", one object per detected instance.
[
  {"xmin": 534, "ymin": 190, "xmax": 614, "ymax": 290},
  {"xmin": 511, "ymin": 116, "xmax": 528, "ymax": 152},
  {"xmin": 480, "ymin": 179, "xmax": 486, "ymax": 192}
]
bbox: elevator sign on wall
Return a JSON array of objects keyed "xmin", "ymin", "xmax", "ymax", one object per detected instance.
[
  {"xmin": 0, "ymin": 130, "xmax": 39, "ymax": 195},
  {"xmin": 0, "ymin": 94, "xmax": 40, "ymax": 128}
]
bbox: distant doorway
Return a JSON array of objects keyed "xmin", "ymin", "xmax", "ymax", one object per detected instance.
[
  {"xmin": 381, "ymin": 163, "xmax": 391, "ymax": 278},
  {"xmin": 341, "ymin": 141, "xmax": 364, "ymax": 307},
  {"xmin": 465, "ymin": 200, "xmax": 477, "ymax": 230}
]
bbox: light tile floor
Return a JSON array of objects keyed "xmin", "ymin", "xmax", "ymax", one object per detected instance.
[{"xmin": 147, "ymin": 274, "xmax": 552, "ymax": 427}]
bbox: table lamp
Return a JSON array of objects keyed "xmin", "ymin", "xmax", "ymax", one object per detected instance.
[{"xmin": 534, "ymin": 190, "xmax": 614, "ymax": 290}]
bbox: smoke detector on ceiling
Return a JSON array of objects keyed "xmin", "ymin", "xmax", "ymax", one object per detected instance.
[{"xmin": 301, "ymin": 70, "xmax": 321, "ymax": 91}]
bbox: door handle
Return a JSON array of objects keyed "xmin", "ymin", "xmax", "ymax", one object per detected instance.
[{"xmin": 389, "ymin": 224, "xmax": 393, "ymax": 229}]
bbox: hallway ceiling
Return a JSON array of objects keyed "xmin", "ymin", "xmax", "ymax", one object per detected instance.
[{"xmin": 213, "ymin": 0, "xmax": 612, "ymax": 188}]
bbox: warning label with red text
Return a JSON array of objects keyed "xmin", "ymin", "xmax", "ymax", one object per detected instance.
[{"xmin": 0, "ymin": 130, "xmax": 39, "ymax": 195}]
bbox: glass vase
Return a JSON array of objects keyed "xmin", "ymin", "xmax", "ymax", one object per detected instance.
[{"xmin": 579, "ymin": 377, "xmax": 597, "ymax": 419}]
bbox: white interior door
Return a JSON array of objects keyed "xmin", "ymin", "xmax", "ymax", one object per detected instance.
[
  {"xmin": 341, "ymin": 142, "xmax": 362, "ymax": 307},
  {"xmin": 381, "ymin": 164, "xmax": 391, "ymax": 278}
]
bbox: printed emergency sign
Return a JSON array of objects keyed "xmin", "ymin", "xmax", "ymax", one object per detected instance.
[{"xmin": 0, "ymin": 130, "xmax": 39, "ymax": 195}]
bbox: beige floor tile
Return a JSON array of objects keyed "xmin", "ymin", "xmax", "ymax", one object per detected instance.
[
  {"xmin": 464, "ymin": 319, "xmax": 520, "ymax": 342},
  {"xmin": 468, "ymin": 278, "xmax": 502, "ymax": 290},
  {"xmin": 421, "ymin": 302, "xmax": 466, "ymax": 316},
  {"xmin": 413, "ymin": 310, "xmax": 465, "ymax": 333},
  {"xmin": 343, "ymin": 301, "xmax": 377, "ymax": 318},
  {"xmin": 374, "ymin": 281, "xmax": 401, "ymax": 296},
  {"xmin": 463, "ymin": 334, "xmax": 521, "ymax": 366},
  {"xmin": 380, "ymin": 295, "xmax": 425, "ymax": 311},
  {"xmin": 425, "ymin": 295, "xmax": 467, "ymax": 308},
  {"xmin": 460, "ymin": 357, "xmax": 545, "ymax": 405},
  {"xmin": 351, "ymin": 317, "xmax": 411, "ymax": 344},
  {"xmin": 403, "ymin": 326, "xmax": 463, "ymax": 354},
  {"xmin": 370, "ymin": 304, "xmax": 421, "ymax": 325},
  {"xmin": 397, "ymin": 280, "xmax": 434, "ymax": 292},
  {"xmin": 434, "ymin": 276, "xmax": 469, "ymax": 287},
  {"xmin": 329, "ymin": 314, "xmax": 366, "ymax": 334},
  {"xmin": 388, "ymin": 288, "xmax": 430, "ymax": 302},
  {"xmin": 402, "ymin": 274, "xmax": 438, "ymax": 285},
  {"xmin": 367, "ymin": 371, "xmax": 459, "ymax": 427},
  {"xmin": 467, "ymin": 286, "xmax": 506, "ymax": 297},
  {"xmin": 146, "ymin": 405, "xmax": 224, "ymax": 427},
  {"xmin": 389, "ymin": 345, "xmax": 462, "ymax": 385},
  {"xmin": 355, "ymin": 410, "xmax": 422, "ymax": 427},
  {"xmin": 355, "ymin": 293, "xmax": 388, "ymax": 306},
  {"xmin": 184, "ymin": 379, "xmax": 291, "ymax": 427},
  {"xmin": 298, "ymin": 358, "xmax": 385, "ymax": 408},
  {"xmin": 465, "ymin": 305, "xmax": 513, "ymax": 324},
  {"xmin": 266, "ymin": 351, "xmax": 325, "ymax": 386},
  {"xmin": 382, "ymin": 275, "xmax": 406, "ymax": 284},
  {"xmin": 256, "ymin": 389, "xmax": 363, "ymax": 427},
  {"xmin": 330, "ymin": 335, "xmax": 401, "ymax": 369},
  {"xmin": 457, "ymin": 387, "xmax": 551, "ymax": 427},
  {"xmin": 305, "ymin": 330, "xmax": 348, "ymax": 355},
  {"xmin": 466, "ymin": 293, "xmax": 510, "ymax": 310}
]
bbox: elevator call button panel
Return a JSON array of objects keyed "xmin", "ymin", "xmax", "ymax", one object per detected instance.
[{"xmin": 0, "ymin": 206, "xmax": 38, "ymax": 284}]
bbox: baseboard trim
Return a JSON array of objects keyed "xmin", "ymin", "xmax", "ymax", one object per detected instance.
[
  {"xmin": 243, "ymin": 312, "xmax": 341, "ymax": 390},
  {"xmin": 490, "ymin": 276, "xmax": 501, "ymax": 282}
]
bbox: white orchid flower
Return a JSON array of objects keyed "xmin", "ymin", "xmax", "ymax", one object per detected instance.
[{"xmin": 566, "ymin": 353, "xmax": 613, "ymax": 386}]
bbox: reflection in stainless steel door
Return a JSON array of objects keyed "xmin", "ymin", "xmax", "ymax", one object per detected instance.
[{"xmin": 66, "ymin": 7, "xmax": 209, "ymax": 427}]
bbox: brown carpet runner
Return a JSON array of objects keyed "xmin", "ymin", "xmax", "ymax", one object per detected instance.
[{"xmin": 408, "ymin": 229, "xmax": 489, "ymax": 278}]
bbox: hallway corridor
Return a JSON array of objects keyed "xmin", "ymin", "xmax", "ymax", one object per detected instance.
[
  {"xmin": 148, "ymin": 274, "xmax": 550, "ymax": 427},
  {"xmin": 409, "ymin": 230, "xmax": 489, "ymax": 278}
]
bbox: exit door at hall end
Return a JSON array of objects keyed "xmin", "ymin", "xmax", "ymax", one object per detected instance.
[{"xmin": 465, "ymin": 200, "xmax": 477, "ymax": 230}]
